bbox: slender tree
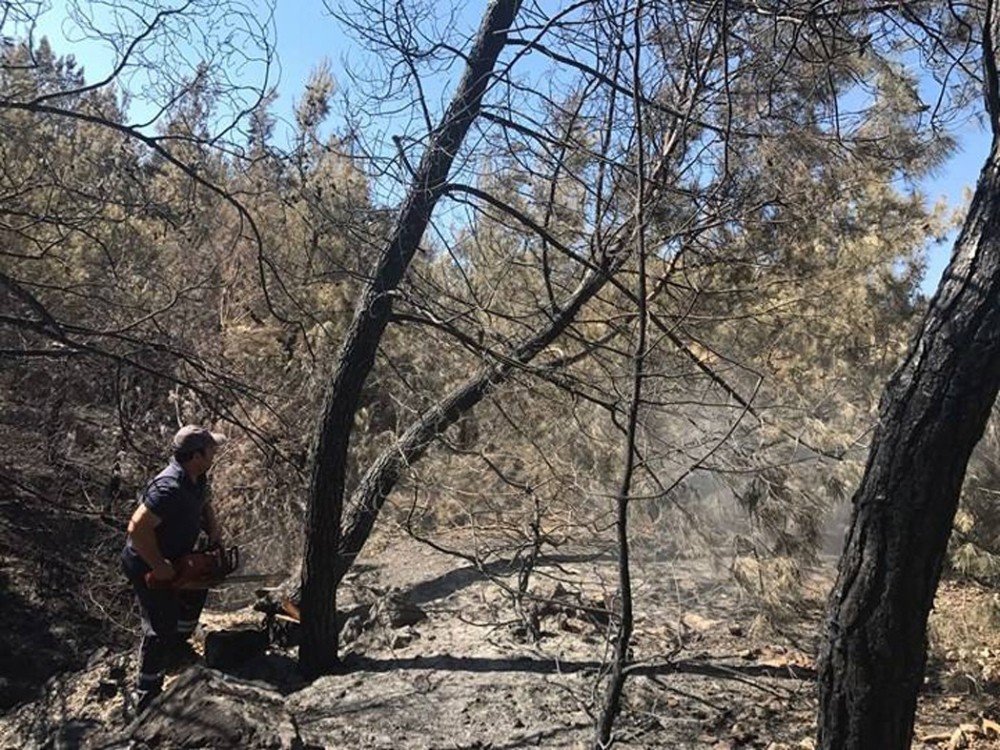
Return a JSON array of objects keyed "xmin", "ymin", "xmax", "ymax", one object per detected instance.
[
  {"xmin": 592, "ymin": 3, "xmax": 646, "ymax": 745},
  {"xmin": 299, "ymin": 0, "xmax": 523, "ymax": 675}
]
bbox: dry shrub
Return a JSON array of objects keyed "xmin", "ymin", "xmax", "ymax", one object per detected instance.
[
  {"xmin": 927, "ymin": 583, "xmax": 1000, "ymax": 695},
  {"xmin": 730, "ymin": 554, "xmax": 809, "ymax": 636},
  {"xmin": 948, "ymin": 409, "xmax": 1000, "ymax": 585}
]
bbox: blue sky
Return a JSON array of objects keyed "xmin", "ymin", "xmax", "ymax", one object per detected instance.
[
  {"xmin": 921, "ymin": 121, "xmax": 990, "ymax": 294},
  {"xmin": 265, "ymin": 4, "xmax": 997, "ymax": 300},
  {"xmin": 29, "ymin": 1, "xmax": 992, "ymax": 296}
]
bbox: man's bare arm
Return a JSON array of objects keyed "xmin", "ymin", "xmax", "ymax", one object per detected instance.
[
  {"xmin": 128, "ymin": 504, "xmax": 175, "ymax": 580},
  {"xmin": 202, "ymin": 501, "xmax": 222, "ymax": 546}
]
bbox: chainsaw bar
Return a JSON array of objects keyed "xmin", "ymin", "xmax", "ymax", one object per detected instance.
[
  {"xmin": 145, "ymin": 545, "xmax": 286, "ymax": 591},
  {"xmin": 174, "ymin": 572, "xmax": 286, "ymax": 590}
]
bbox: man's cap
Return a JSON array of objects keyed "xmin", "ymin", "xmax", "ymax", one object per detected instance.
[{"xmin": 172, "ymin": 425, "xmax": 227, "ymax": 455}]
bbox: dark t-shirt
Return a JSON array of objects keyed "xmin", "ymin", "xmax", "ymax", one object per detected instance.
[{"xmin": 121, "ymin": 459, "xmax": 208, "ymax": 579}]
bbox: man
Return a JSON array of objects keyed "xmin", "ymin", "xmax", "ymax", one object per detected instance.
[{"xmin": 121, "ymin": 425, "xmax": 226, "ymax": 711}]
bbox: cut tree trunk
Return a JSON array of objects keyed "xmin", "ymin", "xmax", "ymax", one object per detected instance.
[
  {"xmin": 298, "ymin": 0, "xmax": 523, "ymax": 676},
  {"xmin": 816, "ymin": 138, "xmax": 1000, "ymax": 746}
]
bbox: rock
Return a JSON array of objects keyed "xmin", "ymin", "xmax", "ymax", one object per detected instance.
[
  {"xmin": 125, "ymin": 666, "xmax": 300, "ymax": 748},
  {"xmin": 204, "ymin": 629, "xmax": 269, "ymax": 670},
  {"xmin": 341, "ymin": 613, "xmax": 366, "ymax": 644},
  {"xmin": 375, "ymin": 591, "xmax": 427, "ymax": 629}
]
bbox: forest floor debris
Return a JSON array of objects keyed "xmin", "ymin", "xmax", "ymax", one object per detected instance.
[{"xmin": 3, "ymin": 537, "xmax": 1000, "ymax": 748}]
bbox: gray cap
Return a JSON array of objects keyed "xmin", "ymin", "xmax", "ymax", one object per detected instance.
[{"xmin": 172, "ymin": 425, "xmax": 227, "ymax": 455}]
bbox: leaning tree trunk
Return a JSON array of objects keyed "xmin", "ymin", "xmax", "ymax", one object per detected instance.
[
  {"xmin": 299, "ymin": 0, "xmax": 522, "ymax": 676},
  {"xmin": 330, "ymin": 135, "xmax": 689, "ymax": 589},
  {"xmin": 334, "ymin": 259, "xmax": 621, "ymax": 585},
  {"xmin": 816, "ymin": 37, "xmax": 1000, "ymax": 746}
]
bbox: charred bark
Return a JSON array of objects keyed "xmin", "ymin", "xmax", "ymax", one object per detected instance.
[
  {"xmin": 594, "ymin": 5, "xmax": 645, "ymax": 743},
  {"xmin": 298, "ymin": 0, "xmax": 523, "ymax": 676},
  {"xmin": 817, "ymin": 24, "xmax": 1000, "ymax": 743}
]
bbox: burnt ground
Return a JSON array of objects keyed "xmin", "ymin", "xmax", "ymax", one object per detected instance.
[
  {"xmin": 4, "ymin": 533, "xmax": 1000, "ymax": 749},
  {"xmin": 0, "ymin": 480, "xmax": 133, "ymax": 711}
]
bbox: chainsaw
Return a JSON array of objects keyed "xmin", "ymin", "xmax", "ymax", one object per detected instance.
[{"xmin": 144, "ymin": 546, "xmax": 282, "ymax": 590}]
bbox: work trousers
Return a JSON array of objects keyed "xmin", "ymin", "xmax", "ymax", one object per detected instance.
[{"xmin": 130, "ymin": 579, "xmax": 207, "ymax": 693}]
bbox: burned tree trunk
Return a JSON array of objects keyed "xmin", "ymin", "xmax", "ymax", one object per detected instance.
[
  {"xmin": 594, "ymin": 5, "xmax": 645, "ymax": 743},
  {"xmin": 298, "ymin": 0, "xmax": 522, "ymax": 676},
  {"xmin": 817, "ymin": 9, "xmax": 1000, "ymax": 742}
]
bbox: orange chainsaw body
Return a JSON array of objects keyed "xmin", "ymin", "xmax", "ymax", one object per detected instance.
[{"xmin": 144, "ymin": 546, "xmax": 239, "ymax": 590}]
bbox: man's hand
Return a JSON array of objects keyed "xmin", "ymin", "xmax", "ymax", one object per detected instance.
[{"xmin": 150, "ymin": 560, "xmax": 176, "ymax": 582}]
